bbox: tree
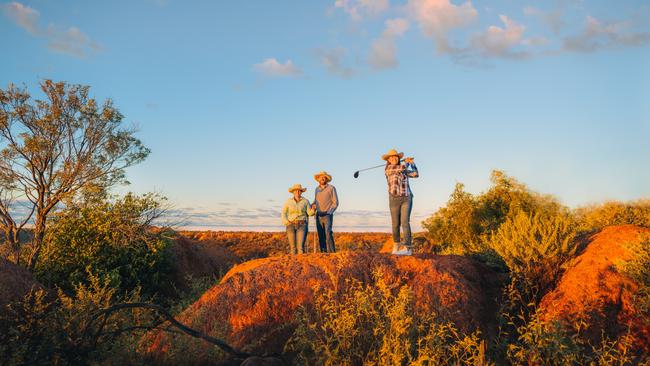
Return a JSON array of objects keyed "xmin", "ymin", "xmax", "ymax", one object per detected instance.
[{"xmin": 0, "ymin": 80, "xmax": 149, "ymax": 269}]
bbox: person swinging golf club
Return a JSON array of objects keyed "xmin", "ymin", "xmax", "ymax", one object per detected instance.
[
  {"xmin": 281, "ymin": 184, "xmax": 315, "ymax": 254},
  {"xmin": 383, "ymin": 149, "xmax": 419, "ymax": 255},
  {"xmin": 311, "ymin": 171, "xmax": 338, "ymax": 253}
]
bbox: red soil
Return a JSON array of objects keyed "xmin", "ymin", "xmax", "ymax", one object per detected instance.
[
  {"xmin": 538, "ymin": 225, "xmax": 650, "ymax": 352},
  {"xmin": 0, "ymin": 258, "xmax": 42, "ymax": 309},
  {"xmin": 145, "ymin": 251, "xmax": 501, "ymax": 361},
  {"xmin": 178, "ymin": 231, "xmax": 391, "ymax": 261},
  {"xmin": 170, "ymin": 236, "xmax": 239, "ymax": 291}
]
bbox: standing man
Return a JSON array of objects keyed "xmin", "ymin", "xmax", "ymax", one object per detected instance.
[
  {"xmin": 383, "ymin": 149, "xmax": 419, "ymax": 255},
  {"xmin": 312, "ymin": 171, "xmax": 338, "ymax": 253}
]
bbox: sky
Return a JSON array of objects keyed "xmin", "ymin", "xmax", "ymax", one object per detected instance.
[{"xmin": 1, "ymin": 0, "xmax": 649, "ymax": 232}]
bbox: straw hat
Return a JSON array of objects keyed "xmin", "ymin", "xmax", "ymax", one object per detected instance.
[
  {"xmin": 288, "ymin": 183, "xmax": 307, "ymax": 193},
  {"xmin": 381, "ymin": 148, "xmax": 404, "ymax": 161},
  {"xmin": 314, "ymin": 171, "xmax": 332, "ymax": 182}
]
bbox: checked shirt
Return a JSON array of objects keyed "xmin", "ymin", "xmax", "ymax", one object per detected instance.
[{"xmin": 385, "ymin": 162, "xmax": 419, "ymax": 196}]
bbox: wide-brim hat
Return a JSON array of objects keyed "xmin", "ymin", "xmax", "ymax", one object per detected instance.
[
  {"xmin": 288, "ymin": 184, "xmax": 307, "ymax": 193},
  {"xmin": 314, "ymin": 171, "xmax": 332, "ymax": 182},
  {"xmin": 381, "ymin": 149, "xmax": 404, "ymax": 161}
]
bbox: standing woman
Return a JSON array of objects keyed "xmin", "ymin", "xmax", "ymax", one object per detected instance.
[
  {"xmin": 281, "ymin": 184, "xmax": 315, "ymax": 254},
  {"xmin": 383, "ymin": 149, "xmax": 419, "ymax": 255}
]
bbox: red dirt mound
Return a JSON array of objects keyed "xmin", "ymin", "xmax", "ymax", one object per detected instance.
[
  {"xmin": 0, "ymin": 258, "xmax": 42, "ymax": 309},
  {"xmin": 538, "ymin": 225, "xmax": 650, "ymax": 352},
  {"xmin": 146, "ymin": 251, "xmax": 501, "ymax": 361},
  {"xmin": 170, "ymin": 236, "xmax": 239, "ymax": 291}
]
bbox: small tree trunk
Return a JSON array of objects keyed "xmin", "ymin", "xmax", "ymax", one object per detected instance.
[
  {"xmin": 27, "ymin": 215, "xmax": 46, "ymax": 270},
  {"xmin": 1, "ymin": 226, "xmax": 21, "ymax": 265}
]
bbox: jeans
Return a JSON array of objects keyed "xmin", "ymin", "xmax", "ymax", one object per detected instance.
[
  {"xmin": 389, "ymin": 194, "xmax": 413, "ymax": 249},
  {"xmin": 286, "ymin": 222, "xmax": 308, "ymax": 254},
  {"xmin": 316, "ymin": 213, "xmax": 336, "ymax": 253}
]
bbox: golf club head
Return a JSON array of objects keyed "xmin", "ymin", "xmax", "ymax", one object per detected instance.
[{"xmin": 353, "ymin": 171, "xmax": 359, "ymax": 178}]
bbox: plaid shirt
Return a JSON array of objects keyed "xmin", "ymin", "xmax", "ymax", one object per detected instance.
[{"xmin": 385, "ymin": 162, "xmax": 419, "ymax": 196}]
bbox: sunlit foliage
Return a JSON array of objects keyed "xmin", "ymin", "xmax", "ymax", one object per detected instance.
[{"xmin": 35, "ymin": 193, "xmax": 174, "ymax": 298}]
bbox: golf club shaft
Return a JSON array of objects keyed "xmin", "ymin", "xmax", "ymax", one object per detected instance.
[{"xmin": 357, "ymin": 159, "xmax": 404, "ymax": 173}]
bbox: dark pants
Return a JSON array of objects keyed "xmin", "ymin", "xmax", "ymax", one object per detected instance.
[
  {"xmin": 389, "ymin": 194, "xmax": 413, "ymax": 248},
  {"xmin": 316, "ymin": 213, "xmax": 336, "ymax": 253},
  {"xmin": 286, "ymin": 222, "xmax": 308, "ymax": 254}
]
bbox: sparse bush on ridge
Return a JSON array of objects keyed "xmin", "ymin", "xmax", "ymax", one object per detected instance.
[
  {"xmin": 575, "ymin": 200, "xmax": 650, "ymax": 234},
  {"xmin": 285, "ymin": 271, "xmax": 487, "ymax": 366}
]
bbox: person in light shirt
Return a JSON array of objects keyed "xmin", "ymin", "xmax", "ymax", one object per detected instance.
[{"xmin": 281, "ymin": 184, "xmax": 315, "ymax": 254}]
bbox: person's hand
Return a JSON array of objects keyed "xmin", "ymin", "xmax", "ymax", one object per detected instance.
[{"xmin": 404, "ymin": 157, "xmax": 414, "ymax": 164}]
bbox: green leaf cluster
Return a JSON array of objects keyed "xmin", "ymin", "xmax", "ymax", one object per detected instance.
[{"xmin": 35, "ymin": 193, "xmax": 174, "ymax": 298}]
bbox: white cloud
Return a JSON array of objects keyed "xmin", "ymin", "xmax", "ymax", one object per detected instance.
[
  {"xmin": 335, "ymin": 0, "xmax": 389, "ymax": 21},
  {"xmin": 524, "ymin": 6, "xmax": 566, "ymax": 34},
  {"xmin": 407, "ymin": 0, "xmax": 478, "ymax": 53},
  {"xmin": 2, "ymin": 1, "xmax": 99, "ymax": 58},
  {"xmin": 563, "ymin": 16, "xmax": 650, "ymax": 53},
  {"xmin": 315, "ymin": 48, "xmax": 355, "ymax": 78},
  {"xmin": 368, "ymin": 18, "xmax": 410, "ymax": 70},
  {"xmin": 253, "ymin": 58, "xmax": 303, "ymax": 77},
  {"xmin": 47, "ymin": 26, "xmax": 101, "ymax": 57},
  {"xmin": 471, "ymin": 15, "xmax": 528, "ymax": 59},
  {"xmin": 2, "ymin": 1, "xmax": 39, "ymax": 34},
  {"xmin": 384, "ymin": 17, "xmax": 410, "ymax": 37}
]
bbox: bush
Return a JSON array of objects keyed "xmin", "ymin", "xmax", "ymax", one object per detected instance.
[
  {"xmin": 574, "ymin": 200, "xmax": 650, "ymax": 234},
  {"xmin": 489, "ymin": 210, "xmax": 577, "ymax": 300},
  {"xmin": 423, "ymin": 171, "xmax": 566, "ymax": 257},
  {"xmin": 285, "ymin": 272, "xmax": 487, "ymax": 366},
  {"xmin": 506, "ymin": 314, "xmax": 640, "ymax": 366},
  {"xmin": 36, "ymin": 193, "xmax": 174, "ymax": 298},
  {"xmin": 0, "ymin": 275, "xmax": 154, "ymax": 366}
]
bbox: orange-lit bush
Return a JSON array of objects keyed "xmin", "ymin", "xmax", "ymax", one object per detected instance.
[{"xmin": 285, "ymin": 271, "xmax": 486, "ymax": 366}]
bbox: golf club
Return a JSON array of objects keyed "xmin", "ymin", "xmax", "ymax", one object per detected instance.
[{"xmin": 353, "ymin": 159, "xmax": 405, "ymax": 178}]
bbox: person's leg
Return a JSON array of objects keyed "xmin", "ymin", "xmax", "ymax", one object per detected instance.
[
  {"xmin": 389, "ymin": 195, "xmax": 402, "ymax": 251},
  {"xmin": 325, "ymin": 214, "xmax": 336, "ymax": 253},
  {"xmin": 296, "ymin": 223, "xmax": 307, "ymax": 254},
  {"xmin": 286, "ymin": 224, "xmax": 297, "ymax": 255},
  {"xmin": 400, "ymin": 195, "xmax": 413, "ymax": 248},
  {"xmin": 316, "ymin": 215, "xmax": 327, "ymax": 252}
]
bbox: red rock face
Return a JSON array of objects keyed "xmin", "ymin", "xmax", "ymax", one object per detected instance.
[
  {"xmin": 538, "ymin": 225, "xmax": 650, "ymax": 353},
  {"xmin": 145, "ymin": 251, "xmax": 501, "ymax": 361},
  {"xmin": 0, "ymin": 258, "xmax": 42, "ymax": 309}
]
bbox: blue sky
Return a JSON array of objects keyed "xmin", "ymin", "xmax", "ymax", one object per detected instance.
[{"xmin": 2, "ymin": 0, "xmax": 649, "ymax": 231}]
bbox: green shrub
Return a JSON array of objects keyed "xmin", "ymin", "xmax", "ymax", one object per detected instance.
[
  {"xmin": 489, "ymin": 210, "xmax": 577, "ymax": 299},
  {"xmin": 422, "ymin": 182, "xmax": 483, "ymax": 254},
  {"xmin": 423, "ymin": 170, "xmax": 566, "ymax": 258},
  {"xmin": 285, "ymin": 272, "xmax": 488, "ymax": 366},
  {"xmin": 35, "ymin": 193, "xmax": 174, "ymax": 298}
]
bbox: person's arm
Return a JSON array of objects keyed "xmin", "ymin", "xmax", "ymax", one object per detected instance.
[
  {"xmin": 406, "ymin": 162, "xmax": 419, "ymax": 178},
  {"xmin": 403, "ymin": 158, "xmax": 419, "ymax": 178},
  {"xmin": 281, "ymin": 201, "xmax": 290, "ymax": 226},
  {"xmin": 328, "ymin": 186, "xmax": 339, "ymax": 214},
  {"xmin": 306, "ymin": 199, "xmax": 316, "ymax": 216}
]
